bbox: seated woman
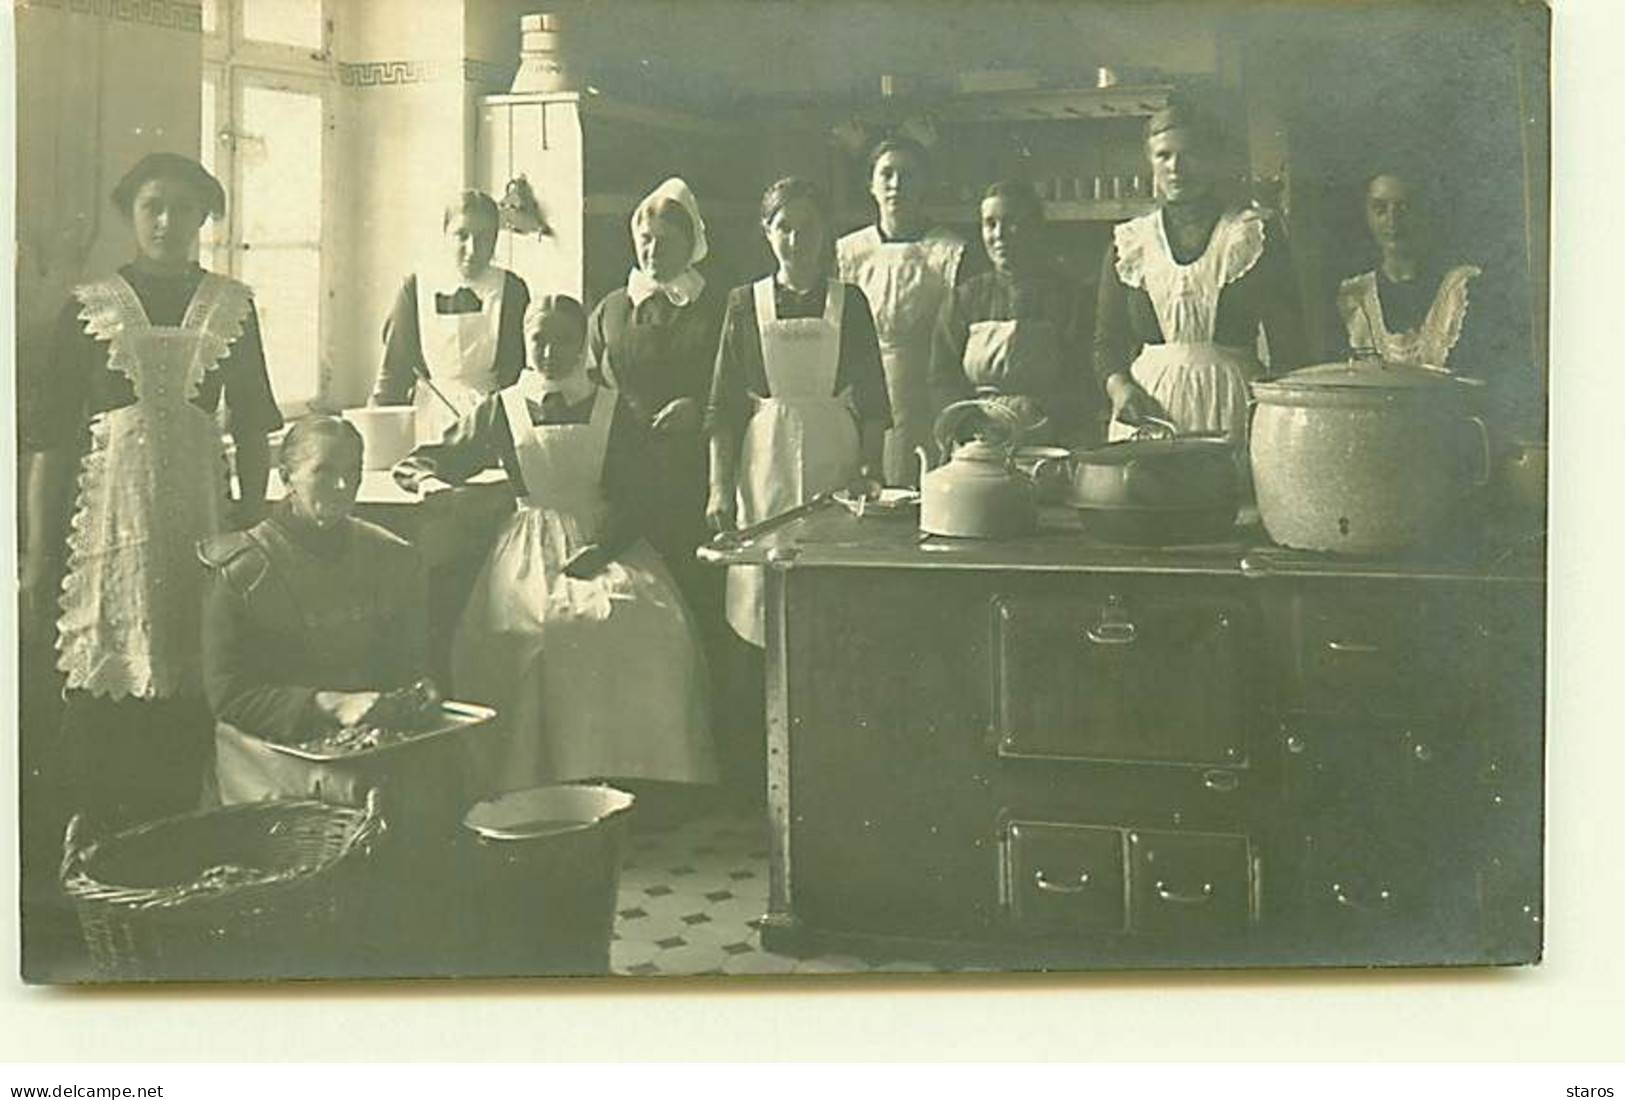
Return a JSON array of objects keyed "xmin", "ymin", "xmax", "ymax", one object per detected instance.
[
  {"xmin": 394, "ymin": 295, "xmax": 716, "ymax": 802},
  {"xmin": 200, "ymin": 417, "xmax": 429, "ymax": 802},
  {"xmin": 931, "ymin": 179, "xmax": 1094, "ymax": 447}
]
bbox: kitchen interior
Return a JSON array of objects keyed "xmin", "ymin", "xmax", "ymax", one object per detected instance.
[{"xmin": 13, "ymin": 0, "xmax": 1548, "ymax": 982}]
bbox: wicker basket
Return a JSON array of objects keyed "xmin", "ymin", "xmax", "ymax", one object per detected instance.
[{"xmin": 61, "ymin": 793, "xmax": 384, "ymax": 982}]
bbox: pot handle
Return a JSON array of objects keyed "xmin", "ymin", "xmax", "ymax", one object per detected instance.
[{"xmin": 1466, "ymin": 415, "xmax": 1493, "ymax": 488}]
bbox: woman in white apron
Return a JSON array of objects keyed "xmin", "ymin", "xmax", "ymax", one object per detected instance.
[
  {"xmin": 18, "ymin": 153, "xmax": 284, "ymax": 831},
  {"xmin": 932, "ymin": 180, "xmax": 1094, "ymax": 447},
  {"xmin": 1094, "ymin": 102, "xmax": 1307, "ymax": 447},
  {"xmin": 395, "ymin": 296, "xmax": 715, "ymax": 798},
  {"xmin": 837, "ymin": 137, "xmax": 965, "ymax": 485},
  {"xmin": 371, "ymin": 190, "xmax": 532, "ymax": 444},
  {"xmin": 707, "ymin": 177, "xmax": 891, "ymax": 647},
  {"xmin": 1338, "ymin": 171, "xmax": 1482, "ymax": 370},
  {"xmin": 705, "ymin": 177, "xmax": 890, "ymax": 807}
]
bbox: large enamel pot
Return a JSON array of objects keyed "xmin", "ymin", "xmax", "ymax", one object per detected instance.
[{"xmin": 1249, "ymin": 360, "xmax": 1491, "ymax": 554}]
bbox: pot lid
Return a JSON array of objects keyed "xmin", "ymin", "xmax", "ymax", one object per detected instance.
[
  {"xmin": 1254, "ymin": 359, "xmax": 1485, "ymax": 394},
  {"xmin": 1074, "ymin": 435, "xmax": 1236, "ymax": 466}
]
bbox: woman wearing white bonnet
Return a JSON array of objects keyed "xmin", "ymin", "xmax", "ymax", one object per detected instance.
[{"xmin": 586, "ymin": 176, "xmax": 728, "ymax": 717}]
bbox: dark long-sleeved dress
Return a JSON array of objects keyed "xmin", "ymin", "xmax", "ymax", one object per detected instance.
[
  {"xmin": 931, "ymin": 267, "xmax": 1095, "ymax": 445},
  {"xmin": 200, "ymin": 501, "xmax": 428, "ymax": 747},
  {"xmin": 370, "ymin": 270, "xmax": 530, "ymax": 406},
  {"xmin": 706, "ymin": 279, "xmax": 893, "ymax": 441},
  {"xmin": 586, "ymin": 283, "xmax": 726, "ymax": 596}
]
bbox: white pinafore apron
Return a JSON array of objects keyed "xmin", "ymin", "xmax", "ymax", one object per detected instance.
[
  {"xmin": 962, "ymin": 316, "xmax": 1063, "ymax": 444},
  {"xmin": 451, "ymin": 377, "xmax": 714, "ymax": 795},
  {"xmin": 57, "ymin": 273, "xmax": 251, "ymax": 700},
  {"xmin": 725, "ymin": 278, "xmax": 861, "ymax": 647},
  {"xmin": 1337, "ymin": 264, "xmax": 1482, "ymax": 370},
  {"xmin": 1107, "ymin": 208, "xmax": 1266, "ymax": 445},
  {"xmin": 837, "ymin": 225, "xmax": 964, "ymax": 485},
  {"xmin": 413, "ymin": 265, "xmax": 507, "ymax": 443}
]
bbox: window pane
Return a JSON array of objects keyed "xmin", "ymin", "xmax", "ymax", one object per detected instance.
[
  {"xmin": 238, "ymin": 84, "xmax": 322, "ymax": 243},
  {"xmin": 242, "ymin": 247, "xmax": 321, "ymax": 406},
  {"xmin": 202, "ymin": 0, "xmax": 220, "ymax": 36},
  {"xmin": 241, "ymin": 0, "xmax": 322, "ymax": 50}
]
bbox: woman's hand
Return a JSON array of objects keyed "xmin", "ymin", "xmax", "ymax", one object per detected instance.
[
  {"xmin": 1106, "ymin": 373, "xmax": 1162, "ymax": 428},
  {"xmin": 563, "ymin": 543, "xmax": 613, "ymax": 580},
  {"xmin": 845, "ymin": 472, "xmax": 882, "ymax": 501},
  {"xmin": 414, "ymin": 475, "xmax": 456, "ymax": 498},
  {"xmin": 650, "ymin": 397, "xmax": 701, "ymax": 436},
  {"xmin": 706, "ymin": 484, "xmax": 736, "ymax": 533},
  {"xmin": 314, "ymin": 690, "xmax": 381, "ymax": 729}
]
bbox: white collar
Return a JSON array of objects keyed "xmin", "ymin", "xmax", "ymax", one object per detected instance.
[
  {"xmin": 627, "ymin": 266, "xmax": 705, "ymax": 309},
  {"xmin": 424, "ymin": 263, "xmax": 505, "ymax": 298}
]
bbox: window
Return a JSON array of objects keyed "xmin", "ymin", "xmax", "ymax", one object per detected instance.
[{"xmin": 202, "ymin": 0, "xmax": 332, "ymax": 412}]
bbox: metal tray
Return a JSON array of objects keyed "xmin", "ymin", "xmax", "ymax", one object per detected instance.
[{"xmin": 268, "ymin": 701, "xmax": 497, "ymax": 764}]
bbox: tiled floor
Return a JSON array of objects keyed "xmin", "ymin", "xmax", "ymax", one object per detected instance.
[{"xmin": 611, "ymin": 811, "xmax": 943, "ymax": 977}]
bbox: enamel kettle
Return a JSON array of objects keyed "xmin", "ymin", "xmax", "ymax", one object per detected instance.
[{"xmin": 917, "ymin": 400, "xmax": 1038, "ymax": 539}]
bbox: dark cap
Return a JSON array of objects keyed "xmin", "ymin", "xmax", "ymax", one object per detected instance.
[{"xmin": 110, "ymin": 153, "xmax": 227, "ymax": 219}]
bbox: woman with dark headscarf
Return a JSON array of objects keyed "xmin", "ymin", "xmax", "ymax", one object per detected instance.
[
  {"xmin": 1094, "ymin": 101, "xmax": 1307, "ymax": 445},
  {"xmin": 371, "ymin": 190, "xmax": 532, "ymax": 445},
  {"xmin": 19, "ymin": 152, "xmax": 284, "ymax": 827},
  {"xmin": 931, "ymin": 179, "xmax": 1094, "ymax": 445}
]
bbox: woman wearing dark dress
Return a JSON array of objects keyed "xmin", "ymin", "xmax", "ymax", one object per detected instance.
[
  {"xmin": 586, "ymin": 178, "xmax": 726, "ymax": 640},
  {"xmin": 370, "ymin": 190, "xmax": 531, "ymax": 445},
  {"xmin": 931, "ymin": 179, "xmax": 1095, "ymax": 446},
  {"xmin": 200, "ymin": 416, "xmax": 429, "ymax": 802},
  {"xmin": 1094, "ymin": 101, "xmax": 1308, "ymax": 444},
  {"xmin": 18, "ymin": 152, "xmax": 284, "ymax": 830}
]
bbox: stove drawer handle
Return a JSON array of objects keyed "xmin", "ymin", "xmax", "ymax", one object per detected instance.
[
  {"xmin": 1332, "ymin": 882, "xmax": 1394, "ymax": 911},
  {"xmin": 1326, "ymin": 639, "xmax": 1381, "ymax": 655},
  {"xmin": 1154, "ymin": 880, "xmax": 1215, "ymax": 905},
  {"xmin": 1086, "ymin": 620, "xmax": 1137, "ymax": 646},
  {"xmin": 1034, "ymin": 870, "xmax": 1092, "ymax": 894}
]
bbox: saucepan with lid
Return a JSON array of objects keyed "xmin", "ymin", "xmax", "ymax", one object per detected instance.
[{"xmin": 1063, "ymin": 417, "xmax": 1243, "ymax": 544}]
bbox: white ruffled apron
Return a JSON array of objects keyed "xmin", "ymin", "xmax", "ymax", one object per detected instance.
[
  {"xmin": 413, "ymin": 265, "xmax": 507, "ymax": 443},
  {"xmin": 725, "ymin": 278, "xmax": 861, "ymax": 647},
  {"xmin": 1337, "ymin": 264, "xmax": 1482, "ymax": 370},
  {"xmin": 837, "ymin": 225, "xmax": 964, "ymax": 485},
  {"xmin": 451, "ymin": 378, "xmax": 715, "ymax": 795},
  {"xmin": 1107, "ymin": 208, "xmax": 1265, "ymax": 446},
  {"xmin": 57, "ymin": 273, "xmax": 250, "ymax": 700}
]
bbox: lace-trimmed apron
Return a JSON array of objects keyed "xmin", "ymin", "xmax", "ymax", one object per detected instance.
[
  {"xmin": 725, "ymin": 278, "xmax": 861, "ymax": 647},
  {"xmin": 451, "ymin": 378, "xmax": 715, "ymax": 795},
  {"xmin": 1337, "ymin": 265, "xmax": 1482, "ymax": 370},
  {"xmin": 1107, "ymin": 208, "xmax": 1266, "ymax": 446},
  {"xmin": 57, "ymin": 273, "xmax": 251, "ymax": 700}
]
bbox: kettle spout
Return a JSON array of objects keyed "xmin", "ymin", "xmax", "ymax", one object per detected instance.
[{"xmin": 914, "ymin": 444, "xmax": 934, "ymax": 488}]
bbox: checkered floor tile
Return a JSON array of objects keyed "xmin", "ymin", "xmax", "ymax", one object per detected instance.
[{"xmin": 610, "ymin": 811, "xmax": 949, "ymax": 977}]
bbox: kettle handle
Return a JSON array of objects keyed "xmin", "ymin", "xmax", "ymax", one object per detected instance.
[{"xmin": 933, "ymin": 399, "xmax": 1023, "ymax": 458}]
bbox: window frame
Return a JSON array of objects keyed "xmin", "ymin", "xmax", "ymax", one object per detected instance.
[{"xmin": 203, "ymin": 0, "xmax": 336, "ymax": 416}]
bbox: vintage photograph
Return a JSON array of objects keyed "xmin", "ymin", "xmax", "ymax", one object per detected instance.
[{"xmin": 12, "ymin": 0, "xmax": 1548, "ymax": 985}]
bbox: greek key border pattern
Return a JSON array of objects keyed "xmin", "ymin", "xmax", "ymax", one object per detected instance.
[
  {"xmin": 337, "ymin": 59, "xmax": 517, "ymax": 90},
  {"xmin": 20, "ymin": 0, "xmax": 204, "ymax": 32}
]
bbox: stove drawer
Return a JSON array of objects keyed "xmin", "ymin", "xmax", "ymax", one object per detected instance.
[
  {"xmin": 993, "ymin": 592, "xmax": 1254, "ymax": 767},
  {"xmin": 1126, "ymin": 829, "xmax": 1256, "ymax": 937},
  {"xmin": 1002, "ymin": 821, "xmax": 1126, "ymax": 935}
]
